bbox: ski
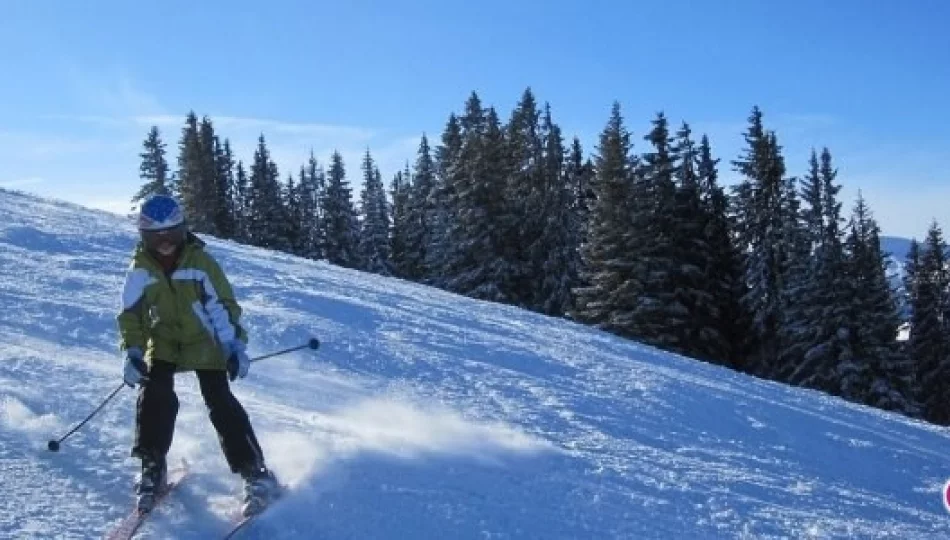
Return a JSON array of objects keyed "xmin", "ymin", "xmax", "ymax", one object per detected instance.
[
  {"xmin": 222, "ymin": 512, "xmax": 257, "ymax": 540},
  {"xmin": 222, "ymin": 505, "xmax": 274, "ymax": 540},
  {"xmin": 221, "ymin": 484, "xmax": 288, "ymax": 539},
  {"xmin": 103, "ymin": 463, "xmax": 189, "ymax": 540}
]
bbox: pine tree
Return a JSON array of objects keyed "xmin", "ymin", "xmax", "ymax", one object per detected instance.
[
  {"xmin": 903, "ymin": 239, "xmax": 922, "ymax": 324},
  {"xmin": 535, "ymin": 103, "xmax": 577, "ymax": 316},
  {"xmin": 502, "ymin": 88, "xmax": 545, "ymax": 308},
  {"xmin": 197, "ymin": 117, "xmax": 221, "ymax": 236},
  {"xmin": 305, "ymin": 151, "xmax": 327, "ymax": 260},
  {"xmin": 815, "ymin": 148, "xmax": 854, "ymax": 390},
  {"xmin": 176, "ymin": 112, "xmax": 207, "ymax": 230},
  {"xmin": 132, "ymin": 126, "xmax": 170, "ymax": 208},
  {"xmin": 730, "ymin": 107, "xmax": 794, "ymax": 377},
  {"xmin": 902, "ymin": 239, "xmax": 923, "ymax": 402},
  {"xmin": 843, "ymin": 193, "xmax": 918, "ymax": 414},
  {"xmin": 442, "ymin": 95, "xmax": 509, "ymax": 301},
  {"xmin": 566, "ymin": 137, "xmax": 594, "ymax": 247},
  {"xmin": 404, "ymin": 135, "xmax": 437, "ymax": 281},
  {"xmin": 358, "ymin": 150, "xmax": 392, "ymax": 275},
  {"xmin": 775, "ymin": 170, "xmax": 813, "ymax": 384},
  {"xmin": 233, "ymin": 161, "xmax": 249, "ymax": 243},
  {"xmin": 666, "ymin": 123, "xmax": 719, "ymax": 363},
  {"xmin": 322, "ymin": 151, "xmax": 360, "ymax": 267},
  {"xmin": 284, "ymin": 172, "xmax": 303, "ymax": 255},
  {"xmin": 245, "ymin": 134, "xmax": 287, "ymax": 250},
  {"xmin": 697, "ymin": 134, "xmax": 748, "ymax": 368},
  {"xmin": 390, "ymin": 166, "xmax": 412, "ymax": 278},
  {"xmin": 427, "ymin": 114, "xmax": 463, "ymax": 285},
  {"xmin": 565, "ymin": 137, "xmax": 594, "ymax": 315},
  {"xmin": 296, "ymin": 158, "xmax": 320, "ymax": 259},
  {"xmin": 623, "ymin": 112, "xmax": 681, "ymax": 349},
  {"xmin": 213, "ymin": 138, "xmax": 237, "ymax": 239},
  {"xmin": 782, "ymin": 148, "xmax": 852, "ymax": 393},
  {"xmin": 571, "ymin": 102, "xmax": 638, "ymax": 331},
  {"xmin": 911, "ymin": 222, "xmax": 950, "ymax": 424},
  {"xmin": 800, "ymin": 150, "xmax": 824, "ymax": 245}
]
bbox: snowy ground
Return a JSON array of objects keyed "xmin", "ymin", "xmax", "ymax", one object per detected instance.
[{"xmin": 1, "ymin": 187, "xmax": 949, "ymax": 539}]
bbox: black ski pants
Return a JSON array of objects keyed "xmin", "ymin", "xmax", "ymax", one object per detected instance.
[{"xmin": 132, "ymin": 359, "xmax": 265, "ymax": 474}]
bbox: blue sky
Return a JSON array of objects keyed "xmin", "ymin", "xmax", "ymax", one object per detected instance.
[{"xmin": 1, "ymin": 0, "xmax": 947, "ymax": 239}]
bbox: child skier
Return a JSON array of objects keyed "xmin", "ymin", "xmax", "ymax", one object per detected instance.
[{"xmin": 116, "ymin": 194, "xmax": 280, "ymax": 516}]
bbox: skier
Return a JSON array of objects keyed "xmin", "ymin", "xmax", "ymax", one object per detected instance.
[{"xmin": 116, "ymin": 194, "xmax": 281, "ymax": 516}]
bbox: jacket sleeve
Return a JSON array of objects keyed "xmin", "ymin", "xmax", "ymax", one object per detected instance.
[
  {"xmin": 200, "ymin": 254, "xmax": 248, "ymax": 346},
  {"xmin": 116, "ymin": 265, "xmax": 154, "ymax": 352}
]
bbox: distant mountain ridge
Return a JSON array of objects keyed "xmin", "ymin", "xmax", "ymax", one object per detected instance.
[{"xmin": 881, "ymin": 236, "xmax": 912, "ymax": 321}]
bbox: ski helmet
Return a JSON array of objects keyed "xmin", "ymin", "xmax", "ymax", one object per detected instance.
[
  {"xmin": 137, "ymin": 194, "xmax": 186, "ymax": 256},
  {"xmin": 138, "ymin": 194, "xmax": 184, "ymax": 231}
]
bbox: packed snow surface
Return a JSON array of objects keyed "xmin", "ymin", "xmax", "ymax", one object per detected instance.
[{"xmin": 1, "ymin": 188, "xmax": 949, "ymax": 539}]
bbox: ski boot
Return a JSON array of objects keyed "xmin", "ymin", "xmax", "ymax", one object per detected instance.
[
  {"xmin": 240, "ymin": 464, "xmax": 282, "ymax": 517},
  {"xmin": 134, "ymin": 455, "xmax": 168, "ymax": 513}
]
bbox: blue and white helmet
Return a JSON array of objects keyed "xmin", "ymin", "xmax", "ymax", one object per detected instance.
[{"xmin": 138, "ymin": 194, "xmax": 184, "ymax": 231}]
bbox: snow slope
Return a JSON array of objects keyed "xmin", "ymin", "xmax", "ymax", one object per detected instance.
[{"xmin": 1, "ymin": 187, "xmax": 949, "ymax": 539}]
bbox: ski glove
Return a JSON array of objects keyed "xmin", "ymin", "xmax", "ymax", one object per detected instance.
[
  {"xmin": 123, "ymin": 347, "xmax": 149, "ymax": 387},
  {"xmin": 225, "ymin": 340, "xmax": 250, "ymax": 381}
]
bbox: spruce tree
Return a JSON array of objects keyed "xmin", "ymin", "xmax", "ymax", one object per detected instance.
[
  {"xmin": 284, "ymin": 172, "xmax": 303, "ymax": 255},
  {"xmin": 903, "ymin": 239, "xmax": 922, "ymax": 332},
  {"xmin": 844, "ymin": 194, "xmax": 917, "ymax": 413},
  {"xmin": 296, "ymin": 159, "xmax": 319, "ymax": 259},
  {"xmin": 427, "ymin": 114, "xmax": 463, "ymax": 285},
  {"xmin": 911, "ymin": 222, "xmax": 950, "ymax": 424},
  {"xmin": 572, "ymin": 102, "xmax": 638, "ymax": 331},
  {"xmin": 730, "ymin": 107, "xmax": 793, "ymax": 377},
  {"xmin": 390, "ymin": 166, "xmax": 412, "ymax": 278},
  {"xmin": 502, "ymin": 88, "xmax": 545, "ymax": 308},
  {"xmin": 464, "ymin": 104, "xmax": 510, "ymax": 301},
  {"xmin": 697, "ymin": 134, "xmax": 748, "ymax": 369},
  {"xmin": 800, "ymin": 150, "xmax": 824, "ymax": 246},
  {"xmin": 132, "ymin": 126, "xmax": 170, "ymax": 208},
  {"xmin": 565, "ymin": 137, "xmax": 594, "ymax": 314},
  {"xmin": 404, "ymin": 135, "xmax": 437, "ymax": 281},
  {"xmin": 322, "ymin": 151, "xmax": 360, "ymax": 267},
  {"xmin": 536, "ymin": 103, "xmax": 576, "ymax": 316},
  {"xmin": 566, "ymin": 137, "xmax": 594, "ymax": 248},
  {"xmin": 245, "ymin": 134, "xmax": 287, "ymax": 250},
  {"xmin": 775, "ymin": 169, "xmax": 813, "ymax": 384},
  {"xmin": 176, "ymin": 112, "xmax": 206, "ymax": 230},
  {"xmin": 442, "ymin": 95, "xmax": 509, "ymax": 301},
  {"xmin": 197, "ymin": 117, "xmax": 220, "ymax": 236},
  {"xmin": 306, "ymin": 151, "xmax": 327, "ymax": 260},
  {"xmin": 213, "ymin": 137, "xmax": 237, "ymax": 239},
  {"xmin": 667, "ymin": 123, "xmax": 719, "ymax": 363},
  {"xmin": 624, "ymin": 112, "xmax": 680, "ymax": 349},
  {"xmin": 784, "ymin": 148, "xmax": 852, "ymax": 393},
  {"xmin": 358, "ymin": 150, "xmax": 393, "ymax": 275},
  {"xmin": 233, "ymin": 161, "xmax": 249, "ymax": 243}
]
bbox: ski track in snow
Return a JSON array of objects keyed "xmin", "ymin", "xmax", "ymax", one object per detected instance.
[{"xmin": 1, "ymin": 187, "xmax": 950, "ymax": 539}]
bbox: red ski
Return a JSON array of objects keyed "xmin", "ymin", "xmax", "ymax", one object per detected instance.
[{"xmin": 103, "ymin": 463, "xmax": 189, "ymax": 540}]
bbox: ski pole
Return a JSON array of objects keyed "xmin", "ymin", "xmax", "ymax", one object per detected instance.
[
  {"xmin": 47, "ymin": 382, "xmax": 125, "ymax": 452},
  {"xmin": 47, "ymin": 337, "xmax": 320, "ymax": 452},
  {"xmin": 250, "ymin": 337, "xmax": 321, "ymax": 363}
]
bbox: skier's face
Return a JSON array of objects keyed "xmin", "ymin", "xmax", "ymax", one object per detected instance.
[{"xmin": 142, "ymin": 224, "xmax": 185, "ymax": 256}]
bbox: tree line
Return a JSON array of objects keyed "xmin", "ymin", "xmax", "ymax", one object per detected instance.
[{"xmin": 133, "ymin": 89, "xmax": 950, "ymax": 426}]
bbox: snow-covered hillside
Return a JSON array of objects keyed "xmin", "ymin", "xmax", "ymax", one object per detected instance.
[{"xmin": 2, "ymin": 187, "xmax": 949, "ymax": 539}]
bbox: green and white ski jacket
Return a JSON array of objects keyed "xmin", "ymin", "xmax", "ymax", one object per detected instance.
[{"xmin": 116, "ymin": 234, "xmax": 248, "ymax": 371}]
